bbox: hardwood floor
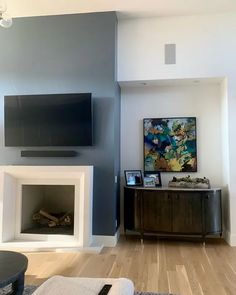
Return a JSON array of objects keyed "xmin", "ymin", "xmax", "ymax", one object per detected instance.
[{"xmin": 24, "ymin": 236, "xmax": 236, "ymax": 295}]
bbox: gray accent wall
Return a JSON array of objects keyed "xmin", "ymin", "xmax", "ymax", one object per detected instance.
[{"xmin": 0, "ymin": 12, "xmax": 120, "ymax": 236}]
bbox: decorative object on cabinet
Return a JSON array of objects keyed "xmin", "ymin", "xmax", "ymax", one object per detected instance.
[
  {"xmin": 124, "ymin": 170, "xmax": 143, "ymax": 186},
  {"xmin": 124, "ymin": 186, "xmax": 222, "ymax": 243},
  {"xmin": 143, "ymin": 117, "xmax": 197, "ymax": 172},
  {"xmin": 144, "ymin": 171, "xmax": 162, "ymax": 187},
  {"xmin": 143, "ymin": 177, "xmax": 156, "ymax": 187},
  {"xmin": 168, "ymin": 175, "xmax": 210, "ymax": 189}
]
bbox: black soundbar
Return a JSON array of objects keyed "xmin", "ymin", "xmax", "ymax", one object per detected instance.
[{"xmin": 21, "ymin": 150, "xmax": 77, "ymax": 157}]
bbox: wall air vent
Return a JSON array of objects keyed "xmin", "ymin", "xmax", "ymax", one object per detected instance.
[{"xmin": 165, "ymin": 44, "xmax": 176, "ymax": 64}]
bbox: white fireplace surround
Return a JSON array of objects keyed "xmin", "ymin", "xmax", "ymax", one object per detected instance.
[{"xmin": 0, "ymin": 166, "xmax": 97, "ymax": 251}]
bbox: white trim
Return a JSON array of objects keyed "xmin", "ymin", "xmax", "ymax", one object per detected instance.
[
  {"xmin": 0, "ymin": 240, "xmax": 103, "ymax": 253},
  {"xmin": 0, "ymin": 166, "xmax": 94, "ymax": 250},
  {"xmin": 93, "ymin": 228, "xmax": 120, "ymax": 247},
  {"xmin": 224, "ymin": 229, "xmax": 236, "ymax": 246}
]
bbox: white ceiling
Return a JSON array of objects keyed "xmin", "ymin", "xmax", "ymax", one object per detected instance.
[{"xmin": 5, "ymin": 0, "xmax": 236, "ymax": 19}]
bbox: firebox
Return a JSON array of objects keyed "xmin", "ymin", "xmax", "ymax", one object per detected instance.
[{"xmin": 21, "ymin": 185, "xmax": 75, "ymax": 235}]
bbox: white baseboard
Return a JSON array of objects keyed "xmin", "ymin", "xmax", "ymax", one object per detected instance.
[
  {"xmin": 223, "ymin": 229, "xmax": 236, "ymax": 246},
  {"xmin": 0, "ymin": 240, "xmax": 103, "ymax": 253},
  {"xmin": 93, "ymin": 228, "xmax": 120, "ymax": 247}
]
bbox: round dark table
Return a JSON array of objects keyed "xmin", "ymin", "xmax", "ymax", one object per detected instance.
[{"xmin": 0, "ymin": 251, "xmax": 28, "ymax": 295}]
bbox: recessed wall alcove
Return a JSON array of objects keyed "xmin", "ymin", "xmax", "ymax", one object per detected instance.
[
  {"xmin": 120, "ymin": 77, "xmax": 229, "ymax": 235},
  {"xmin": 120, "ymin": 77, "xmax": 224, "ymax": 187}
]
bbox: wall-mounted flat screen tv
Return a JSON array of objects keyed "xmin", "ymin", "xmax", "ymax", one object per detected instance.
[{"xmin": 4, "ymin": 93, "xmax": 93, "ymax": 147}]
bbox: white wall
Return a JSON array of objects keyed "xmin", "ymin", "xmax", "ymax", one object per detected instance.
[
  {"xmin": 220, "ymin": 78, "xmax": 230, "ymax": 234},
  {"xmin": 226, "ymin": 77, "xmax": 236, "ymax": 244},
  {"xmin": 121, "ymin": 83, "xmax": 223, "ymax": 187},
  {"xmin": 118, "ymin": 12, "xmax": 236, "ymax": 245},
  {"xmin": 118, "ymin": 13, "xmax": 236, "ymax": 81}
]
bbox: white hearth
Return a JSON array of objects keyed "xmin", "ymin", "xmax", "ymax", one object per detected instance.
[{"xmin": 0, "ymin": 166, "xmax": 99, "ymax": 252}]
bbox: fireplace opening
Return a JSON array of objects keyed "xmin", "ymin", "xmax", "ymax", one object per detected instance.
[{"xmin": 21, "ymin": 185, "xmax": 75, "ymax": 235}]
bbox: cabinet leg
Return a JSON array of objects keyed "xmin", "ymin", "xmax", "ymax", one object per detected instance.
[
  {"xmin": 202, "ymin": 235, "xmax": 206, "ymax": 246},
  {"xmin": 140, "ymin": 232, "xmax": 144, "ymax": 244}
]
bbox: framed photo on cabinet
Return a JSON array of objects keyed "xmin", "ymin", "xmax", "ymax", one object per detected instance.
[
  {"xmin": 143, "ymin": 176, "xmax": 156, "ymax": 187},
  {"xmin": 124, "ymin": 170, "xmax": 143, "ymax": 186},
  {"xmin": 144, "ymin": 171, "xmax": 162, "ymax": 187}
]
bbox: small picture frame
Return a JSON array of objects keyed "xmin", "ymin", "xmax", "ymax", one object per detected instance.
[
  {"xmin": 144, "ymin": 171, "xmax": 162, "ymax": 187},
  {"xmin": 124, "ymin": 170, "xmax": 143, "ymax": 186},
  {"xmin": 143, "ymin": 177, "xmax": 156, "ymax": 187}
]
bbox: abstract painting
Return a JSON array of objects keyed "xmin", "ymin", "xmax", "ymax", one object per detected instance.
[{"xmin": 144, "ymin": 117, "xmax": 197, "ymax": 172}]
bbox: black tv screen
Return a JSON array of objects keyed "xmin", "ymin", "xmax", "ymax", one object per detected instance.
[{"xmin": 4, "ymin": 93, "xmax": 93, "ymax": 147}]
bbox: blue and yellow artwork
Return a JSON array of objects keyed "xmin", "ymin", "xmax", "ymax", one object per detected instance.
[{"xmin": 144, "ymin": 117, "xmax": 197, "ymax": 172}]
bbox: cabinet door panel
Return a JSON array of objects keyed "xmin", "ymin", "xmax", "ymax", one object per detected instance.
[
  {"xmin": 124, "ymin": 187, "xmax": 135, "ymax": 230},
  {"xmin": 172, "ymin": 192, "xmax": 202, "ymax": 233},
  {"xmin": 142, "ymin": 190, "xmax": 172, "ymax": 232},
  {"xmin": 204, "ymin": 191, "xmax": 222, "ymax": 234},
  {"xmin": 124, "ymin": 187, "xmax": 141, "ymax": 231}
]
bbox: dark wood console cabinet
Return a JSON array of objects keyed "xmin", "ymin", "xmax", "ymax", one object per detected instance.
[{"xmin": 124, "ymin": 187, "xmax": 222, "ymax": 241}]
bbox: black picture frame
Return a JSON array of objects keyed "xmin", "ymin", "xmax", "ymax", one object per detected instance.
[
  {"xmin": 124, "ymin": 170, "xmax": 143, "ymax": 187},
  {"xmin": 143, "ymin": 176, "xmax": 156, "ymax": 187},
  {"xmin": 144, "ymin": 171, "xmax": 162, "ymax": 187}
]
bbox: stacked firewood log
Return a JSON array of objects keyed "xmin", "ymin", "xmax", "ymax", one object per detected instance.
[{"xmin": 33, "ymin": 209, "xmax": 73, "ymax": 227}]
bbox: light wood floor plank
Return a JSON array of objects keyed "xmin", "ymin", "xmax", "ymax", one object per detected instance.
[{"xmin": 23, "ymin": 236, "xmax": 236, "ymax": 294}]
